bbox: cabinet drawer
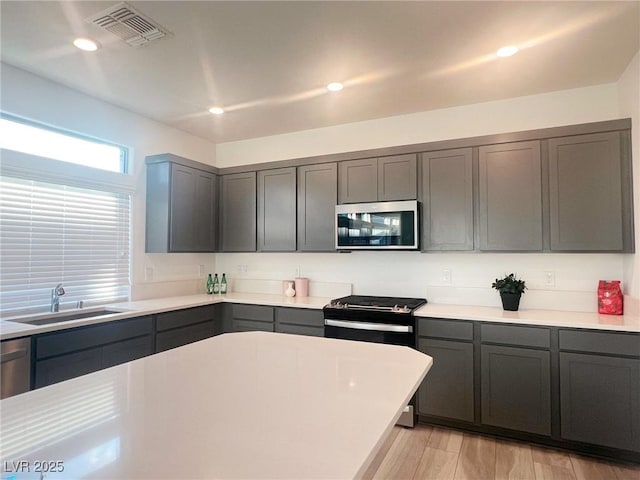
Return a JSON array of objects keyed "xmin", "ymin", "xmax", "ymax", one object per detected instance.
[
  {"xmin": 35, "ymin": 348, "xmax": 102, "ymax": 388},
  {"xmin": 36, "ymin": 316, "xmax": 153, "ymax": 359},
  {"xmin": 231, "ymin": 304, "xmax": 273, "ymax": 322},
  {"xmin": 481, "ymin": 324, "xmax": 550, "ymax": 348},
  {"xmin": 103, "ymin": 335, "xmax": 153, "ymax": 368},
  {"xmin": 277, "ymin": 323, "xmax": 324, "ymax": 337},
  {"xmin": 157, "ymin": 305, "xmax": 214, "ymax": 331},
  {"xmin": 418, "ymin": 318, "xmax": 473, "ymax": 341},
  {"xmin": 156, "ymin": 321, "xmax": 214, "ymax": 352},
  {"xmin": 276, "ymin": 307, "xmax": 324, "ymax": 327},
  {"xmin": 233, "ymin": 319, "xmax": 274, "ymax": 332},
  {"xmin": 559, "ymin": 330, "xmax": 640, "ymax": 357}
]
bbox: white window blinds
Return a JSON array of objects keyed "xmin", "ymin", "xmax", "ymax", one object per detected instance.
[{"xmin": 0, "ymin": 176, "xmax": 131, "ymax": 316}]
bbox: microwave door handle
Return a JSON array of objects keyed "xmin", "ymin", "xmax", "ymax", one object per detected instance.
[{"xmin": 324, "ymin": 319, "xmax": 412, "ymax": 333}]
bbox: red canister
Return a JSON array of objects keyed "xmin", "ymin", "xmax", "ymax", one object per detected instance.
[{"xmin": 597, "ymin": 280, "xmax": 623, "ymax": 315}]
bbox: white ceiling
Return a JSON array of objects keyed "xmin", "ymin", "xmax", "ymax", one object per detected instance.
[{"xmin": 1, "ymin": 1, "xmax": 638, "ymax": 144}]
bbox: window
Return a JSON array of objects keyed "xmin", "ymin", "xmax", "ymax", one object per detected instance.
[
  {"xmin": 0, "ymin": 116, "xmax": 127, "ymax": 173},
  {"xmin": 0, "ymin": 116, "xmax": 131, "ymax": 316}
]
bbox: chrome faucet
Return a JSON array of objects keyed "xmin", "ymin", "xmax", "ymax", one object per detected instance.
[{"xmin": 50, "ymin": 284, "xmax": 65, "ymax": 312}]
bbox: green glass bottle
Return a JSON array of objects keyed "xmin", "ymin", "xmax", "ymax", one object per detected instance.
[
  {"xmin": 213, "ymin": 273, "xmax": 220, "ymax": 294},
  {"xmin": 220, "ymin": 273, "xmax": 227, "ymax": 295},
  {"xmin": 206, "ymin": 274, "xmax": 214, "ymax": 295}
]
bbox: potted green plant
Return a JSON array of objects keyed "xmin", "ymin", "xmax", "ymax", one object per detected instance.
[{"xmin": 492, "ymin": 273, "xmax": 527, "ymax": 311}]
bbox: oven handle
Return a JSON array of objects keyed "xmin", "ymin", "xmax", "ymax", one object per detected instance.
[{"xmin": 324, "ymin": 319, "xmax": 413, "ymax": 333}]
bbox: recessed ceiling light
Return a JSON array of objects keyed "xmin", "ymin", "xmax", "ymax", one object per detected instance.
[
  {"xmin": 208, "ymin": 106, "xmax": 225, "ymax": 115},
  {"xmin": 327, "ymin": 82, "xmax": 344, "ymax": 92},
  {"xmin": 496, "ymin": 46, "xmax": 519, "ymax": 58},
  {"xmin": 73, "ymin": 37, "xmax": 100, "ymax": 52}
]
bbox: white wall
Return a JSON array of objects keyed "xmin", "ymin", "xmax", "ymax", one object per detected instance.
[
  {"xmin": 1, "ymin": 63, "xmax": 216, "ymax": 300},
  {"xmin": 216, "ymin": 84, "xmax": 619, "ymax": 167},
  {"xmin": 617, "ymin": 51, "xmax": 640, "ymax": 314},
  {"xmin": 215, "ymin": 83, "xmax": 630, "ymax": 312}
]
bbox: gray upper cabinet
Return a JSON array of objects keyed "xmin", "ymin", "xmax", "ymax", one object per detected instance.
[
  {"xmin": 146, "ymin": 158, "xmax": 217, "ymax": 253},
  {"xmin": 339, "ymin": 158, "xmax": 378, "ymax": 203},
  {"xmin": 298, "ymin": 163, "xmax": 337, "ymax": 251},
  {"xmin": 339, "ymin": 154, "xmax": 417, "ymax": 203},
  {"xmin": 479, "ymin": 141, "xmax": 542, "ymax": 251},
  {"xmin": 257, "ymin": 167, "xmax": 297, "ymax": 251},
  {"xmin": 378, "ymin": 154, "xmax": 417, "ymax": 201},
  {"xmin": 548, "ymin": 131, "xmax": 630, "ymax": 252},
  {"xmin": 221, "ymin": 172, "xmax": 257, "ymax": 252},
  {"xmin": 421, "ymin": 148, "xmax": 473, "ymax": 251}
]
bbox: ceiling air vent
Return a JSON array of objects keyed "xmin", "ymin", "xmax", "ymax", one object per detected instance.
[{"xmin": 86, "ymin": 2, "xmax": 171, "ymax": 47}]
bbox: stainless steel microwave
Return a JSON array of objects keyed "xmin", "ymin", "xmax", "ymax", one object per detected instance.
[{"xmin": 335, "ymin": 200, "xmax": 419, "ymax": 250}]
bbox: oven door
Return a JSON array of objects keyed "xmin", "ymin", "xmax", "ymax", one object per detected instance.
[{"xmin": 324, "ymin": 319, "xmax": 413, "ymax": 346}]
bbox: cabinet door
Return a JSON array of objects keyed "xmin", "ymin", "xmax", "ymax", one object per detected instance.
[
  {"xmin": 421, "ymin": 149, "xmax": 473, "ymax": 251},
  {"xmin": 257, "ymin": 168, "xmax": 297, "ymax": 251},
  {"xmin": 193, "ymin": 170, "xmax": 217, "ymax": 252},
  {"xmin": 417, "ymin": 338, "xmax": 474, "ymax": 422},
  {"xmin": 479, "ymin": 141, "xmax": 542, "ymax": 251},
  {"xmin": 34, "ymin": 348, "xmax": 102, "ymax": 388},
  {"xmin": 221, "ymin": 172, "xmax": 257, "ymax": 252},
  {"xmin": 338, "ymin": 158, "xmax": 378, "ymax": 203},
  {"xmin": 548, "ymin": 132, "xmax": 624, "ymax": 251},
  {"xmin": 298, "ymin": 163, "xmax": 337, "ymax": 251},
  {"xmin": 560, "ymin": 352, "xmax": 640, "ymax": 452},
  {"xmin": 169, "ymin": 164, "xmax": 196, "ymax": 251},
  {"xmin": 481, "ymin": 345, "xmax": 551, "ymax": 435},
  {"xmin": 378, "ymin": 154, "xmax": 417, "ymax": 201}
]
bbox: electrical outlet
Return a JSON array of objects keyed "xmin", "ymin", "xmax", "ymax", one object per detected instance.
[
  {"xmin": 145, "ymin": 267, "xmax": 154, "ymax": 281},
  {"xmin": 198, "ymin": 264, "xmax": 205, "ymax": 277},
  {"xmin": 442, "ymin": 269, "xmax": 452, "ymax": 285},
  {"xmin": 544, "ymin": 271, "xmax": 555, "ymax": 287}
]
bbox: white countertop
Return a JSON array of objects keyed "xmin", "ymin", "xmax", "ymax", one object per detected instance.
[
  {"xmin": 0, "ymin": 331, "xmax": 432, "ymax": 479},
  {"xmin": 0, "ymin": 293, "xmax": 332, "ymax": 341},
  {"xmin": 2, "ymin": 292, "xmax": 639, "ymax": 341},
  {"xmin": 415, "ymin": 303, "xmax": 640, "ymax": 333}
]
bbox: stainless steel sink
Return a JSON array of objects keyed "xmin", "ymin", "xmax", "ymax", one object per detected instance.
[{"xmin": 6, "ymin": 308, "xmax": 124, "ymax": 326}]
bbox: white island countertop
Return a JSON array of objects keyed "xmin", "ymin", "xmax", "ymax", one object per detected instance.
[{"xmin": 0, "ymin": 332, "xmax": 432, "ymax": 480}]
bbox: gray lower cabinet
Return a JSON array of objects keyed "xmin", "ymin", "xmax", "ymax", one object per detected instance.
[
  {"xmin": 146, "ymin": 158, "xmax": 218, "ymax": 253},
  {"xmin": 417, "ymin": 318, "xmax": 474, "ymax": 422},
  {"xmin": 338, "ymin": 154, "xmax": 417, "ymax": 204},
  {"xmin": 548, "ymin": 131, "xmax": 630, "ymax": 252},
  {"xmin": 478, "ymin": 141, "xmax": 542, "ymax": 251},
  {"xmin": 417, "ymin": 337, "xmax": 474, "ymax": 422},
  {"xmin": 230, "ymin": 304, "xmax": 274, "ymax": 332},
  {"xmin": 221, "ymin": 172, "xmax": 257, "ymax": 252},
  {"xmin": 420, "ymin": 148, "xmax": 473, "ymax": 251},
  {"xmin": 297, "ymin": 163, "xmax": 337, "ymax": 251},
  {"xmin": 34, "ymin": 316, "xmax": 154, "ymax": 389},
  {"xmin": 155, "ymin": 305, "xmax": 218, "ymax": 352},
  {"xmin": 275, "ymin": 307, "xmax": 324, "ymax": 337},
  {"xmin": 257, "ymin": 167, "xmax": 297, "ymax": 251},
  {"xmin": 481, "ymin": 345, "xmax": 551, "ymax": 435},
  {"xmin": 559, "ymin": 328, "xmax": 640, "ymax": 452},
  {"xmin": 560, "ymin": 352, "xmax": 639, "ymax": 452}
]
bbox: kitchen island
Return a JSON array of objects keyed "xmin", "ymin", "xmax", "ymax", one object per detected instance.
[{"xmin": 0, "ymin": 331, "xmax": 432, "ymax": 479}]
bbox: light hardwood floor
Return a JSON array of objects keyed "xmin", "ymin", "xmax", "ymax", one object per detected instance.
[{"xmin": 363, "ymin": 424, "xmax": 640, "ymax": 480}]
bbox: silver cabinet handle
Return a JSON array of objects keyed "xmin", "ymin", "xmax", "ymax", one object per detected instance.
[
  {"xmin": 324, "ymin": 319, "xmax": 412, "ymax": 333},
  {"xmin": 0, "ymin": 348, "xmax": 28, "ymax": 363}
]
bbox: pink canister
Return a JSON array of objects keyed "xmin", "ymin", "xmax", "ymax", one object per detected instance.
[{"xmin": 294, "ymin": 277, "xmax": 309, "ymax": 297}]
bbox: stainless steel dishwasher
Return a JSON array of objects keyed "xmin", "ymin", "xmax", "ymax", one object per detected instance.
[{"xmin": 1, "ymin": 337, "xmax": 31, "ymax": 399}]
